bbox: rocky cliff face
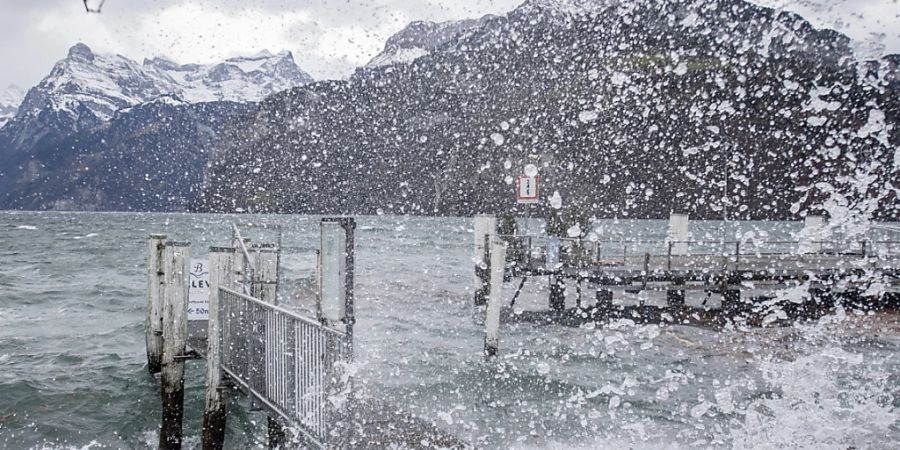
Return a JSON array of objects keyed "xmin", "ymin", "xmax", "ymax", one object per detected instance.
[{"xmin": 198, "ymin": 0, "xmax": 899, "ymax": 220}]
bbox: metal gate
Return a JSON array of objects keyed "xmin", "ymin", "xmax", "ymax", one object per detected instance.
[{"xmin": 219, "ymin": 287, "xmax": 352, "ymax": 447}]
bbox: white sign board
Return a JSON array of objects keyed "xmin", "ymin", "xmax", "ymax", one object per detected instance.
[
  {"xmin": 188, "ymin": 259, "xmax": 210, "ymax": 320},
  {"xmin": 516, "ymin": 175, "xmax": 539, "ymax": 204}
]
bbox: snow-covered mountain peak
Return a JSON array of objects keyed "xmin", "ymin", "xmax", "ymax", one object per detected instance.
[
  {"xmin": 364, "ymin": 16, "xmax": 496, "ymax": 69},
  {"xmin": 13, "ymin": 43, "xmax": 314, "ymax": 125},
  {"xmin": 0, "ymin": 84, "xmax": 25, "ymax": 128}
]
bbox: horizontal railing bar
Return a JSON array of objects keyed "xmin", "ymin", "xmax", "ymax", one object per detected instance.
[{"xmin": 220, "ymin": 288, "xmax": 343, "ymax": 335}]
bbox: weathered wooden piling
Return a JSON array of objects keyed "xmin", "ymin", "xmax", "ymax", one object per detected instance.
[
  {"xmin": 267, "ymin": 416, "xmax": 287, "ymax": 449},
  {"xmin": 474, "ymin": 215, "xmax": 497, "ymax": 306},
  {"xmin": 160, "ymin": 241, "xmax": 191, "ymax": 450},
  {"xmin": 146, "ymin": 234, "xmax": 167, "ymax": 375},
  {"xmin": 484, "ymin": 238, "xmax": 507, "ymax": 357},
  {"xmin": 202, "ymin": 247, "xmax": 234, "ymax": 450},
  {"xmin": 549, "ymin": 276, "xmax": 566, "ymax": 311}
]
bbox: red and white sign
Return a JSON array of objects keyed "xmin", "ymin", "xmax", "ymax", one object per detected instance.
[{"xmin": 516, "ymin": 175, "xmax": 539, "ymax": 204}]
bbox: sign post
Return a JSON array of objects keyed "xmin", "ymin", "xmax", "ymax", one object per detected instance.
[
  {"xmin": 516, "ymin": 175, "xmax": 539, "ymax": 205},
  {"xmin": 188, "ymin": 259, "xmax": 210, "ymax": 320},
  {"xmin": 516, "ymin": 170, "xmax": 539, "ymax": 237}
]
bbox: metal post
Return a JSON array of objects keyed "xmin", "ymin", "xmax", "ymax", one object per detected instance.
[
  {"xmin": 474, "ymin": 215, "xmax": 497, "ymax": 306},
  {"xmin": 146, "ymin": 234, "xmax": 167, "ymax": 375},
  {"xmin": 202, "ymin": 247, "xmax": 234, "ymax": 450},
  {"xmin": 667, "ymin": 241, "xmax": 673, "ymax": 271},
  {"xmin": 160, "ymin": 241, "xmax": 190, "ymax": 450}
]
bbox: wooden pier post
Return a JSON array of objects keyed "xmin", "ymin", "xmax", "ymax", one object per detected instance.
[
  {"xmin": 596, "ymin": 289, "xmax": 614, "ymax": 319},
  {"xmin": 146, "ymin": 234, "xmax": 167, "ymax": 375},
  {"xmin": 721, "ymin": 289, "xmax": 741, "ymax": 316},
  {"xmin": 202, "ymin": 247, "xmax": 234, "ymax": 450},
  {"xmin": 474, "ymin": 215, "xmax": 497, "ymax": 306},
  {"xmin": 160, "ymin": 241, "xmax": 190, "ymax": 450},
  {"xmin": 267, "ymin": 416, "xmax": 287, "ymax": 449},
  {"xmin": 485, "ymin": 238, "xmax": 507, "ymax": 357},
  {"xmin": 549, "ymin": 276, "xmax": 566, "ymax": 312}
]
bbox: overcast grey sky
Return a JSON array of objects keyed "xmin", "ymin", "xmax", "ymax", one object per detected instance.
[{"xmin": 1, "ymin": 0, "xmax": 898, "ymax": 89}]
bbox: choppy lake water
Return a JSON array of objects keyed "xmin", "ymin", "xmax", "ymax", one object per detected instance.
[{"xmin": 1, "ymin": 211, "xmax": 898, "ymax": 449}]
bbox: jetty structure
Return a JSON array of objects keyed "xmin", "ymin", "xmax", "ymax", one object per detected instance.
[
  {"xmin": 144, "ymin": 218, "xmax": 466, "ymax": 449},
  {"xmin": 474, "ymin": 214, "xmax": 900, "ymax": 356}
]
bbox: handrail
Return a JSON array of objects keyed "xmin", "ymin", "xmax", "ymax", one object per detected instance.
[
  {"xmin": 497, "ymin": 234, "xmax": 900, "ymax": 246},
  {"xmin": 874, "ymin": 224, "xmax": 900, "ymax": 234},
  {"xmin": 231, "ymin": 222, "xmax": 255, "ymax": 295},
  {"xmin": 219, "ymin": 287, "xmax": 345, "ymax": 335}
]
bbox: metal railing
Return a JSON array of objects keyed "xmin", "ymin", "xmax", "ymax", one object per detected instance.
[
  {"xmin": 501, "ymin": 235, "xmax": 900, "ymax": 272},
  {"xmin": 219, "ymin": 287, "xmax": 351, "ymax": 447}
]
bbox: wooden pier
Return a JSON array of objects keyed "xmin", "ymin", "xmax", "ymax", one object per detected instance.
[
  {"xmin": 474, "ymin": 214, "xmax": 900, "ymax": 354},
  {"xmin": 145, "ymin": 218, "xmax": 467, "ymax": 449}
]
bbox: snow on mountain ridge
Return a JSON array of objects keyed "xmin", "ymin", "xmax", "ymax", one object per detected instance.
[
  {"xmin": 15, "ymin": 43, "xmax": 313, "ymax": 123},
  {"xmin": 364, "ymin": 16, "xmax": 496, "ymax": 69},
  {"xmin": 0, "ymin": 85, "xmax": 25, "ymax": 128}
]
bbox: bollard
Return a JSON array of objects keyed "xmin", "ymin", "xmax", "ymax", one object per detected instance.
[
  {"xmin": 484, "ymin": 238, "xmax": 507, "ymax": 357},
  {"xmin": 146, "ymin": 234, "xmax": 167, "ymax": 375},
  {"xmin": 202, "ymin": 247, "xmax": 234, "ymax": 450},
  {"xmin": 160, "ymin": 242, "xmax": 190, "ymax": 450}
]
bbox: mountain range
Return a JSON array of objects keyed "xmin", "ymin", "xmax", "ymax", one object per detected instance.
[
  {"xmin": 0, "ymin": 0, "xmax": 898, "ymax": 220},
  {"xmin": 198, "ymin": 0, "xmax": 900, "ymax": 220},
  {"xmin": 0, "ymin": 44, "xmax": 311, "ymax": 210}
]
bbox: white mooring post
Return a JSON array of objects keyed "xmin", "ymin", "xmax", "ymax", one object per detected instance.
[
  {"xmin": 146, "ymin": 234, "xmax": 167, "ymax": 375},
  {"xmin": 202, "ymin": 247, "xmax": 234, "ymax": 450},
  {"xmin": 667, "ymin": 213, "xmax": 690, "ymax": 256},
  {"xmin": 318, "ymin": 219, "xmax": 356, "ymax": 332},
  {"xmin": 484, "ymin": 238, "xmax": 508, "ymax": 358},
  {"xmin": 159, "ymin": 241, "xmax": 190, "ymax": 450},
  {"xmin": 474, "ymin": 215, "xmax": 498, "ymax": 306},
  {"xmin": 798, "ymin": 215, "xmax": 825, "ymax": 254},
  {"xmin": 252, "ymin": 244, "xmax": 279, "ymax": 304}
]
